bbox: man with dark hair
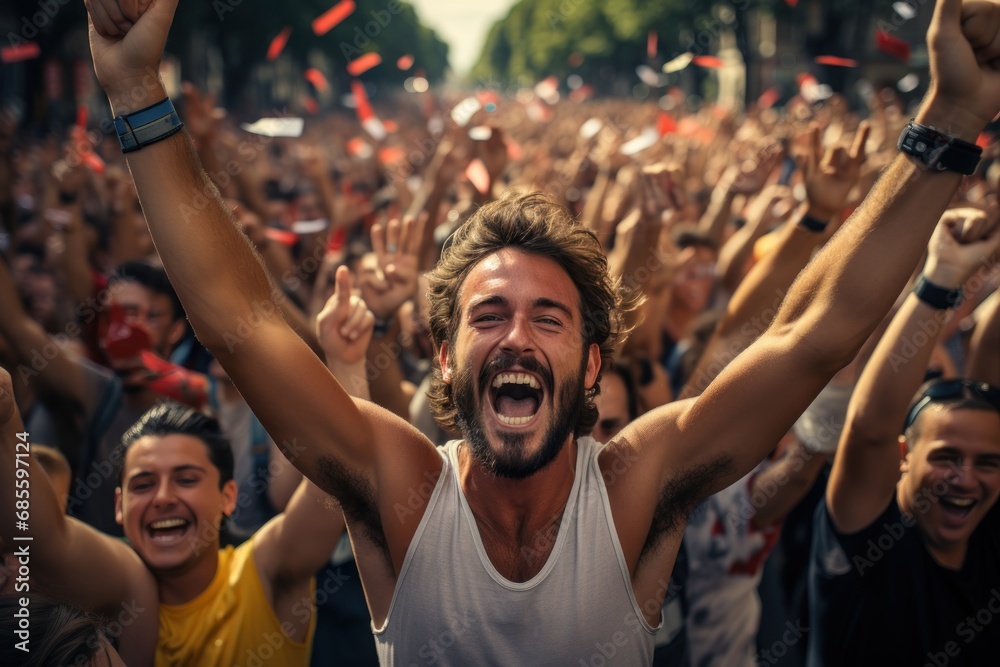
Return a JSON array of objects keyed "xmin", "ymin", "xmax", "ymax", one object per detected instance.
[
  {"xmin": 810, "ymin": 210, "xmax": 1000, "ymax": 666},
  {"xmin": 83, "ymin": 0, "xmax": 1000, "ymax": 662},
  {"xmin": 0, "ymin": 380, "xmax": 346, "ymax": 666}
]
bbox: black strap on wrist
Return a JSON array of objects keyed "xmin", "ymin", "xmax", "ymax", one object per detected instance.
[
  {"xmin": 797, "ymin": 213, "xmax": 829, "ymax": 233},
  {"xmin": 373, "ymin": 317, "xmax": 394, "ymax": 338},
  {"xmin": 914, "ymin": 274, "xmax": 963, "ymax": 310},
  {"xmin": 897, "ymin": 121, "xmax": 982, "ymax": 175}
]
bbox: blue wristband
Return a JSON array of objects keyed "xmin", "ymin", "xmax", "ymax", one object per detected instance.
[{"xmin": 114, "ymin": 98, "xmax": 184, "ymax": 153}]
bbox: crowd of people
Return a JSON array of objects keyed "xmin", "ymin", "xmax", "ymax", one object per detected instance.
[{"xmin": 1, "ymin": 0, "xmax": 1000, "ymax": 665}]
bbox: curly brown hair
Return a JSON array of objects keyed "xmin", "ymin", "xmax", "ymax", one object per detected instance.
[{"xmin": 426, "ymin": 192, "xmax": 628, "ymax": 437}]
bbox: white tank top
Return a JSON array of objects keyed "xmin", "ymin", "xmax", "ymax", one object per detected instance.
[{"xmin": 373, "ymin": 436, "xmax": 658, "ymax": 665}]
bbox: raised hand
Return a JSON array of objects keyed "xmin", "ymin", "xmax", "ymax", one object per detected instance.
[
  {"xmin": 924, "ymin": 207, "xmax": 1000, "ymax": 289},
  {"xmin": 925, "ymin": 0, "xmax": 1000, "ymax": 134},
  {"xmin": 727, "ymin": 142, "xmax": 783, "ymax": 196},
  {"xmin": 803, "ymin": 121, "xmax": 870, "ymax": 221},
  {"xmin": 359, "ymin": 215, "xmax": 425, "ymax": 321},
  {"xmin": 317, "ymin": 266, "xmax": 375, "ymax": 366},
  {"xmin": 86, "ymin": 0, "xmax": 178, "ymax": 114}
]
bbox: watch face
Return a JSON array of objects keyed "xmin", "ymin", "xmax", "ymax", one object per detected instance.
[{"xmin": 898, "ymin": 123, "xmax": 981, "ymax": 175}]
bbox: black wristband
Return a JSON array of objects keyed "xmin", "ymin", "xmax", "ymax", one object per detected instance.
[
  {"xmin": 373, "ymin": 317, "xmax": 394, "ymax": 338},
  {"xmin": 897, "ymin": 121, "xmax": 982, "ymax": 175},
  {"xmin": 797, "ymin": 213, "xmax": 828, "ymax": 233},
  {"xmin": 914, "ymin": 274, "xmax": 963, "ymax": 310}
]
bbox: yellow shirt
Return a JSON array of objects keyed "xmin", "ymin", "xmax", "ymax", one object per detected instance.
[{"xmin": 156, "ymin": 541, "xmax": 315, "ymax": 667}]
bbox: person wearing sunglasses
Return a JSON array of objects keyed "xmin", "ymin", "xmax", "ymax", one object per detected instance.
[{"xmin": 810, "ymin": 208, "xmax": 1000, "ymax": 667}]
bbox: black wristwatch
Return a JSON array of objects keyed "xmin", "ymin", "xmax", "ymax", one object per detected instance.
[{"xmin": 897, "ymin": 121, "xmax": 982, "ymax": 175}]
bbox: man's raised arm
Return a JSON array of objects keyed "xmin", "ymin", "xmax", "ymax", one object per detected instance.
[
  {"xmin": 609, "ymin": 0, "xmax": 1000, "ymax": 564},
  {"xmin": 0, "ymin": 367, "xmax": 159, "ymax": 665},
  {"xmin": 84, "ymin": 0, "xmax": 441, "ymax": 573}
]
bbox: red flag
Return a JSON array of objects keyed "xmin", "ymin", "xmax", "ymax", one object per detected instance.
[
  {"xmin": 267, "ymin": 27, "xmax": 292, "ymax": 61},
  {"xmin": 876, "ymin": 30, "xmax": 910, "ymax": 62},
  {"xmin": 1, "ymin": 42, "xmax": 40, "ymax": 64},
  {"xmin": 693, "ymin": 55, "xmax": 723, "ymax": 69},
  {"xmin": 647, "ymin": 30, "xmax": 657, "ymax": 59},
  {"xmin": 305, "ymin": 68, "xmax": 330, "ymax": 92},
  {"xmin": 657, "ymin": 111, "xmax": 677, "ymax": 137},
  {"xmin": 814, "ymin": 55, "xmax": 858, "ymax": 67},
  {"xmin": 397, "ymin": 54, "xmax": 414, "ymax": 70},
  {"xmin": 347, "ymin": 52, "xmax": 382, "ymax": 76},
  {"xmin": 312, "ymin": 0, "xmax": 355, "ymax": 36}
]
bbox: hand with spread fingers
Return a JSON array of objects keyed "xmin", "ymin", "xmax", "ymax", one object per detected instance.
[
  {"xmin": 803, "ymin": 121, "xmax": 870, "ymax": 221},
  {"xmin": 359, "ymin": 215, "xmax": 426, "ymax": 321}
]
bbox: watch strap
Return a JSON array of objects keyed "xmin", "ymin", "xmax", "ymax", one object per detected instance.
[
  {"xmin": 897, "ymin": 121, "xmax": 982, "ymax": 175},
  {"xmin": 114, "ymin": 98, "xmax": 184, "ymax": 154}
]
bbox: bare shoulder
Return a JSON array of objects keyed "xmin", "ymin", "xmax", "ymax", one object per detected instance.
[{"xmin": 602, "ymin": 398, "xmax": 735, "ymax": 571}]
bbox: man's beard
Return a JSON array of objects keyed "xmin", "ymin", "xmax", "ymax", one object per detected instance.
[{"xmin": 453, "ymin": 351, "xmax": 587, "ymax": 479}]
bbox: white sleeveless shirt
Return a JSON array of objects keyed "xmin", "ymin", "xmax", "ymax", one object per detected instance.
[{"xmin": 373, "ymin": 436, "xmax": 658, "ymax": 666}]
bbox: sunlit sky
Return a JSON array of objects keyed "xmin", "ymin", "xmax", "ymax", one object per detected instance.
[{"xmin": 409, "ymin": 0, "xmax": 517, "ymax": 75}]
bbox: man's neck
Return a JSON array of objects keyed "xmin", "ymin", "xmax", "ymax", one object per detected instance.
[
  {"xmin": 457, "ymin": 438, "xmax": 578, "ymax": 581},
  {"xmin": 156, "ymin": 549, "xmax": 220, "ymax": 606}
]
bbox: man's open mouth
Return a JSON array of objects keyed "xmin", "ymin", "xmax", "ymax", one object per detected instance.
[
  {"xmin": 147, "ymin": 517, "xmax": 192, "ymax": 544},
  {"xmin": 938, "ymin": 496, "xmax": 976, "ymax": 520},
  {"xmin": 489, "ymin": 372, "xmax": 544, "ymax": 426}
]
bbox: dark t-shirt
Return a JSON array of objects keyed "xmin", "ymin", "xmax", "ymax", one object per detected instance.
[{"xmin": 808, "ymin": 496, "xmax": 1000, "ymax": 667}]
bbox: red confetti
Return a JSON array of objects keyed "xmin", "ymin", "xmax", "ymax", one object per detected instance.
[
  {"xmin": 465, "ymin": 158, "xmax": 490, "ymax": 195},
  {"xmin": 265, "ymin": 228, "xmax": 299, "ymax": 246},
  {"xmin": 312, "ymin": 0, "xmax": 355, "ymax": 36},
  {"xmin": 346, "ymin": 137, "xmax": 371, "ymax": 157},
  {"xmin": 693, "ymin": 55, "xmax": 723, "ymax": 69},
  {"xmin": 876, "ymin": 30, "xmax": 910, "ymax": 62},
  {"xmin": 1, "ymin": 42, "xmax": 40, "ymax": 64},
  {"xmin": 267, "ymin": 27, "xmax": 292, "ymax": 61},
  {"xmin": 657, "ymin": 111, "xmax": 677, "ymax": 137},
  {"xmin": 302, "ymin": 95, "xmax": 319, "ymax": 115},
  {"xmin": 347, "ymin": 52, "xmax": 382, "ymax": 76},
  {"xmin": 814, "ymin": 55, "xmax": 858, "ymax": 67},
  {"xmin": 977, "ymin": 133, "xmax": 993, "ymax": 149},
  {"xmin": 82, "ymin": 152, "xmax": 106, "ymax": 175},
  {"xmin": 351, "ymin": 80, "xmax": 374, "ymax": 122},
  {"xmin": 785, "ymin": 0, "xmax": 798, "ymax": 5},
  {"xmin": 76, "ymin": 106, "xmax": 88, "ymax": 129},
  {"xmin": 397, "ymin": 54, "xmax": 414, "ymax": 70},
  {"xmin": 757, "ymin": 87, "xmax": 780, "ymax": 109},
  {"xmin": 382, "ymin": 119, "xmax": 398, "ymax": 133},
  {"xmin": 304, "ymin": 68, "xmax": 330, "ymax": 92},
  {"xmin": 569, "ymin": 85, "xmax": 594, "ymax": 103},
  {"xmin": 378, "ymin": 146, "xmax": 406, "ymax": 165},
  {"xmin": 647, "ymin": 30, "xmax": 658, "ymax": 59}
]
